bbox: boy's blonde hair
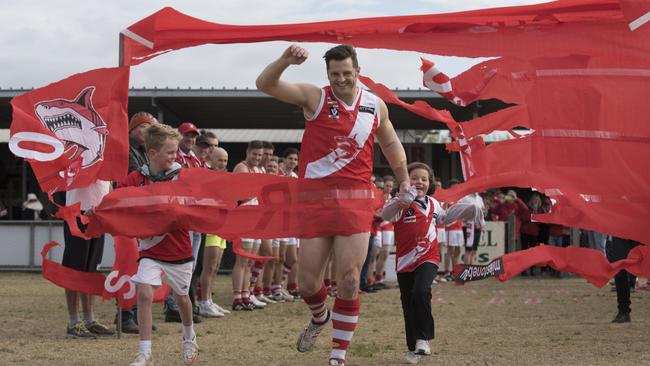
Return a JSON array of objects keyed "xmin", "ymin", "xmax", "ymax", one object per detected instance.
[{"xmin": 144, "ymin": 124, "xmax": 181, "ymax": 152}]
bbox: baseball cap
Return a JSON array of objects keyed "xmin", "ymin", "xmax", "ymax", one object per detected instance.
[
  {"xmin": 178, "ymin": 122, "xmax": 199, "ymax": 135},
  {"xmin": 195, "ymin": 135, "xmax": 211, "ymax": 147}
]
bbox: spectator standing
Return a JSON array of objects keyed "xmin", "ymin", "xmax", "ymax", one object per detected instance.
[{"xmin": 62, "ymin": 180, "xmax": 115, "ymax": 339}]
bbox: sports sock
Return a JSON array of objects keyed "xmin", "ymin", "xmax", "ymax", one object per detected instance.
[
  {"xmin": 182, "ymin": 325, "xmax": 195, "ymax": 340},
  {"xmin": 303, "ymin": 285, "xmax": 329, "ymax": 324},
  {"xmin": 330, "ymin": 297, "xmax": 360, "ymax": 362},
  {"xmin": 139, "ymin": 340, "xmax": 152, "ymax": 356},
  {"xmin": 83, "ymin": 311, "xmax": 94, "ymax": 323},
  {"xmin": 68, "ymin": 313, "xmax": 79, "ymax": 327}
]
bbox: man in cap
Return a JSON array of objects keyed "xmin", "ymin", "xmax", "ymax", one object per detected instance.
[
  {"xmin": 128, "ymin": 112, "xmax": 158, "ymax": 173},
  {"xmin": 176, "ymin": 122, "xmax": 203, "ymax": 168}
]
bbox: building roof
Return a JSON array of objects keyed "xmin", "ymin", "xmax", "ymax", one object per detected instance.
[{"xmin": 0, "ymin": 87, "xmax": 508, "ymax": 131}]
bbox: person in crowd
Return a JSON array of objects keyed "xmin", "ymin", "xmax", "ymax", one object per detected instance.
[
  {"xmin": 258, "ymin": 155, "xmax": 284, "ymax": 304},
  {"xmin": 119, "ymin": 111, "xmax": 159, "ymax": 333},
  {"xmin": 276, "ymin": 148, "xmax": 301, "ymax": 300},
  {"xmin": 231, "ymin": 140, "xmax": 265, "ymax": 311},
  {"xmin": 607, "ymin": 236, "xmax": 640, "ymax": 323},
  {"xmin": 22, "ymin": 193, "xmax": 43, "ymax": 220},
  {"xmin": 382, "ymin": 162, "xmax": 482, "ymax": 364},
  {"xmin": 257, "ymin": 43, "xmax": 410, "ymax": 366},
  {"xmin": 433, "ymin": 179, "xmax": 448, "ymax": 282},
  {"xmin": 166, "ymin": 122, "xmax": 205, "ymax": 323},
  {"xmin": 128, "ymin": 112, "xmax": 158, "ymax": 173},
  {"xmin": 120, "ymin": 124, "xmax": 199, "ymax": 366},
  {"xmin": 197, "ymin": 146, "xmax": 231, "ymax": 318},
  {"xmin": 462, "ymin": 191, "xmax": 486, "ymax": 266},
  {"xmin": 520, "ymin": 193, "xmax": 546, "ymax": 276},
  {"xmin": 443, "ymin": 180, "xmax": 464, "ymax": 281},
  {"xmin": 62, "ymin": 180, "xmax": 115, "ymax": 339},
  {"xmin": 374, "ymin": 175, "xmax": 396, "ymax": 289}
]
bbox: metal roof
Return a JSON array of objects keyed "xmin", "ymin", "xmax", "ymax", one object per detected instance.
[{"xmin": 0, "ymin": 88, "xmax": 509, "ymax": 131}]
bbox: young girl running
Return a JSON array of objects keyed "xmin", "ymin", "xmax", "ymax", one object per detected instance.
[{"xmin": 382, "ymin": 163, "xmax": 482, "ymax": 364}]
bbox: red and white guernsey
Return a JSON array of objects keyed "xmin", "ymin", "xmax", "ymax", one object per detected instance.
[
  {"xmin": 298, "ymin": 86, "xmax": 380, "ymax": 183},
  {"xmin": 392, "ymin": 195, "xmax": 443, "ymax": 273},
  {"xmin": 380, "ymin": 192, "xmax": 394, "ymax": 232}
]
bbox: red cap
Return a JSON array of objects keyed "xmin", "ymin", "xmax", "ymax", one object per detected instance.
[{"xmin": 178, "ymin": 122, "xmax": 199, "ymax": 135}]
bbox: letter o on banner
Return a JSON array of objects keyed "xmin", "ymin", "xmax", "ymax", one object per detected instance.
[{"xmin": 9, "ymin": 132, "xmax": 64, "ymax": 161}]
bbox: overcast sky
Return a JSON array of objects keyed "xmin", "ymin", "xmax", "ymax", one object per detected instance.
[{"xmin": 1, "ymin": 0, "xmax": 542, "ymax": 90}]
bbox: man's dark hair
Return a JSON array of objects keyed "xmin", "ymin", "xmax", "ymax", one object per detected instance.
[
  {"xmin": 323, "ymin": 44, "xmax": 358, "ymax": 69},
  {"xmin": 200, "ymin": 130, "xmax": 217, "ymax": 139},
  {"xmin": 448, "ymin": 178, "xmax": 461, "ymax": 188},
  {"xmin": 282, "ymin": 147, "xmax": 299, "ymax": 158},
  {"xmin": 262, "ymin": 141, "xmax": 275, "ymax": 150},
  {"xmin": 248, "ymin": 140, "xmax": 264, "ymax": 150}
]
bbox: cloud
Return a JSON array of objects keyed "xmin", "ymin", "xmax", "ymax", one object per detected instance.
[{"xmin": 0, "ymin": 0, "xmax": 540, "ymax": 89}]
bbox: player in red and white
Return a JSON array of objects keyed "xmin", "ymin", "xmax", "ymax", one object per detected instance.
[
  {"xmin": 430, "ymin": 179, "xmax": 446, "ymax": 282},
  {"xmin": 232, "ymin": 141, "xmax": 266, "ymax": 311},
  {"xmin": 272, "ymin": 148, "xmax": 301, "ymax": 301},
  {"xmin": 259, "ymin": 155, "xmax": 283, "ymax": 304},
  {"xmin": 374, "ymin": 175, "xmax": 396, "ymax": 289},
  {"xmin": 443, "ymin": 179, "xmax": 464, "ymax": 281},
  {"xmin": 382, "ymin": 162, "xmax": 482, "ymax": 364},
  {"xmin": 257, "ymin": 44, "xmax": 410, "ymax": 366}
]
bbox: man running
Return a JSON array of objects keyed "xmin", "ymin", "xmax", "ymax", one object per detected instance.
[{"xmin": 256, "ymin": 44, "xmax": 410, "ymax": 366}]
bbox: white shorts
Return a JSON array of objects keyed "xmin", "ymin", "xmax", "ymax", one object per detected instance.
[
  {"xmin": 437, "ymin": 228, "xmax": 447, "ymax": 245},
  {"xmin": 381, "ymin": 230, "xmax": 395, "ymax": 248},
  {"xmin": 131, "ymin": 258, "xmax": 193, "ymax": 296},
  {"xmin": 272, "ymin": 239, "xmax": 281, "ymax": 248},
  {"xmin": 447, "ymin": 230, "xmax": 464, "ymax": 247},
  {"xmin": 372, "ymin": 232, "xmax": 382, "ymax": 249},
  {"xmin": 241, "ymin": 238, "xmax": 262, "ymax": 246}
]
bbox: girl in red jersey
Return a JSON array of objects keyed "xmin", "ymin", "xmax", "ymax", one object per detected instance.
[{"xmin": 382, "ymin": 163, "xmax": 482, "ymax": 364}]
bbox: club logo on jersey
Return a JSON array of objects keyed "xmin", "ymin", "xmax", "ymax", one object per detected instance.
[
  {"xmin": 34, "ymin": 86, "xmax": 108, "ymax": 170},
  {"xmin": 332, "ymin": 135, "xmax": 362, "ymax": 162},
  {"xmin": 327, "ymin": 96, "xmax": 339, "ymax": 119},
  {"xmin": 358, "ymin": 105, "xmax": 375, "ymax": 114},
  {"xmin": 403, "ymin": 207, "xmax": 416, "ymax": 223}
]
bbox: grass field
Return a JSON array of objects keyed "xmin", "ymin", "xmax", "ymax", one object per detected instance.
[{"xmin": 0, "ymin": 273, "xmax": 648, "ymax": 365}]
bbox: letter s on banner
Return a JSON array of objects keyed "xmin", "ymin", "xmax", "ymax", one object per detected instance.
[
  {"xmin": 104, "ymin": 270, "xmax": 136, "ymax": 300},
  {"xmin": 9, "ymin": 132, "xmax": 64, "ymax": 161}
]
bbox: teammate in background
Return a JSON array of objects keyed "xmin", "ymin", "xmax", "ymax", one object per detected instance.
[
  {"xmin": 232, "ymin": 141, "xmax": 265, "ymax": 311},
  {"xmin": 244, "ymin": 141, "xmax": 276, "ymax": 307},
  {"xmin": 62, "ymin": 180, "xmax": 115, "ymax": 339},
  {"xmin": 462, "ymin": 192, "xmax": 486, "ymax": 266},
  {"xmin": 197, "ymin": 146, "xmax": 231, "ymax": 318},
  {"xmin": 122, "ymin": 124, "xmax": 199, "ymax": 366},
  {"xmin": 259, "ymin": 155, "xmax": 283, "ymax": 304},
  {"xmin": 257, "ymin": 44, "xmax": 410, "ymax": 366},
  {"xmin": 382, "ymin": 163, "xmax": 482, "ymax": 364},
  {"xmin": 443, "ymin": 179, "xmax": 463, "ymax": 281},
  {"xmin": 433, "ymin": 179, "xmax": 447, "ymax": 282},
  {"xmin": 276, "ymin": 148, "xmax": 301, "ymax": 300},
  {"xmin": 374, "ymin": 175, "xmax": 396, "ymax": 289},
  {"xmin": 167, "ymin": 122, "xmax": 204, "ymax": 324}
]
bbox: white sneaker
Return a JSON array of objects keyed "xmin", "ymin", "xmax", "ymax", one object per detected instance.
[
  {"xmin": 209, "ymin": 300, "xmax": 231, "ymax": 314},
  {"xmin": 249, "ymin": 295, "xmax": 267, "ymax": 308},
  {"xmin": 414, "ymin": 339, "xmax": 431, "ymax": 355},
  {"xmin": 329, "ymin": 358, "xmax": 346, "ymax": 366},
  {"xmin": 258, "ymin": 294, "xmax": 277, "ymax": 304},
  {"xmin": 198, "ymin": 301, "xmax": 224, "ymax": 318},
  {"xmin": 183, "ymin": 336, "xmax": 199, "ymax": 365},
  {"xmin": 129, "ymin": 352, "xmax": 153, "ymax": 366},
  {"xmin": 404, "ymin": 351, "xmax": 421, "ymax": 364},
  {"xmin": 296, "ymin": 310, "xmax": 330, "ymax": 352},
  {"xmin": 281, "ymin": 289, "xmax": 296, "ymax": 302},
  {"xmin": 271, "ymin": 291, "xmax": 286, "ymax": 303}
]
